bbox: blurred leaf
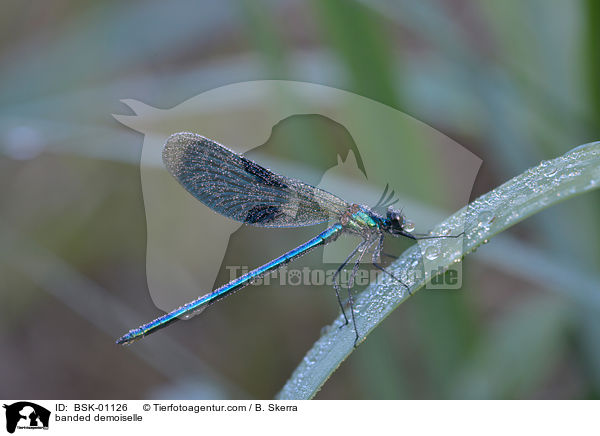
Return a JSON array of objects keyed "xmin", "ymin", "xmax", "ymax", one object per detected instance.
[
  {"xmin": 312, "ymin": 0, "xmax": 400, "ymax": 107},
  {"xmin": 584, "ymin": 0, "xmax": 600, "ymax": 132},
  {"xmin": 0, "ymin": 222, "xmax": 247, "ymax": 399},
  {"xmin": 238, "ymin": 0, "xmax": 287, "ymax": 76},
  {"xmin": 352, "ymin": 325, "xmax": 410, "ymax": 399},
  {"xmin": 580, "ymin": 0, "xmax": 600, "ymax": 394},
  {"xmin": 277, "ymin": 141, "xmax": 600, "ymax": 399},
  {"xmin": 410, "ymin": 289, "xmax": 478, "ymax": 397},
  {"xmin": 0, "ymin": 1, "xmax": 238, "ymax": 105},
  {"xmin": 452, "ymin": 294, "xmax": 568, "ymax": 399}
]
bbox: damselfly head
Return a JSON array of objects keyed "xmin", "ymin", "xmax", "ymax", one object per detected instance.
[{"xmin": 384, "ymin": 206, "xmax": 406, "ymax": 235}]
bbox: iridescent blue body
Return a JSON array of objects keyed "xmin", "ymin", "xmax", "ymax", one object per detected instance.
[
  {"xmin": 117, "ymin": 223, "xmax": 344, "ymax": 344},
  {"xmin": 116, "ymin": 133, "xmax": 418, "ymax": 346}
]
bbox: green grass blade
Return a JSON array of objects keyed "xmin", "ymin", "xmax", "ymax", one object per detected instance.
[
  {"xmin": 277, "ymin": 141, "xmax": 600, "ymax": 399},
  {"xmin": 451, "ymin": 294, "xmax": 569, "ymax": 399}
]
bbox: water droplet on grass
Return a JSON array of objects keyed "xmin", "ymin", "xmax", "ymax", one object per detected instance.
[
  {"xmin": 425, "ymin": 246, "xmax": 440, "ymax": 260},
  {"xmin": 477, "ymin": 210, "xmax": 495, "ymax": 228}
]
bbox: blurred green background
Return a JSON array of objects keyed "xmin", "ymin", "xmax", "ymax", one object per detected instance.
[{"xmin": 1, "ymin": 0, "xmax": 599, "ymax": 399}]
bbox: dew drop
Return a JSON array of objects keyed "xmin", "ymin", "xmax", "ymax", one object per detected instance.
[
  {"xmin": 425, "ymin": 246, "xmax": 440, "ymax": 260},
  {"xmin": 181, "ymin": 306, "xmax": 206, "ymax": 319},
  {"xmin": 403, "ymin": 220, "xmax": 415, "ymax": 233},
  {"xmin": 511, "ymin": 194, "xmax": 527, "ymax": 206},
  {"xmin": 477, "ymin": 210, "xmax": 495, "ymax": 227}
]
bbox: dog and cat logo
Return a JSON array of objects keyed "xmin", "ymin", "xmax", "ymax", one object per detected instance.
[{"xmin": 3, "ymin": 402, "xmax": 50, "ymax": 433}]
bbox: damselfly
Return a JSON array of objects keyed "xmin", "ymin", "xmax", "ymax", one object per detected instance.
[{"xmin": 117, "ymin": 132, "xmax": 462, "ymax": 346}]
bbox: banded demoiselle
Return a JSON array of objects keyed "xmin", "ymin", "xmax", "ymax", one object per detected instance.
[{"xmin": 117, "ymin": 132, "xmax": 461, "ymax": 347}]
